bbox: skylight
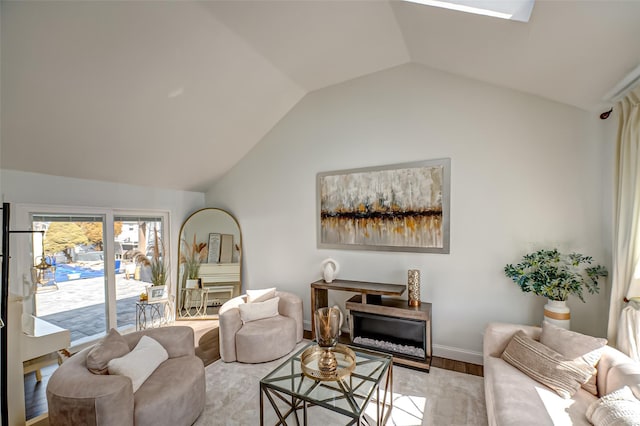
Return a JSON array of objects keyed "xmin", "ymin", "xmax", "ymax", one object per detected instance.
[{"xmin": 402, "ymin": 0, "xmax": 535, "ymax": 23}]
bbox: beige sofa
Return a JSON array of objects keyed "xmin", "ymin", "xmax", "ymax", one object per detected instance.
[
  {"xmin": 47, "ymin": 326, "xmax": 205, "ymax": 426},
  {"xmin": 219, "ymin": 290, "xmax": 303, "ymax": 363},
  {"xmin": 483, "ymin": 322, "xmax": 640, "ymax": 425}
]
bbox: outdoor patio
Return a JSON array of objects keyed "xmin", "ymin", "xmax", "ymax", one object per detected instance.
[{"xmin": 35, "ymin": 274, "xmax": 161, "ymax": 344}]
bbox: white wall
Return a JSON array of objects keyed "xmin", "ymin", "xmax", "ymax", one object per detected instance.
[{"xmin": 206, "ymin": 63, "xmax": 615, "ymax": 364}]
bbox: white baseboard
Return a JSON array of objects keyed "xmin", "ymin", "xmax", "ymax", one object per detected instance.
[{"xmin": 433, "ymin": 344, "xmax": 483, "ymax": 366}]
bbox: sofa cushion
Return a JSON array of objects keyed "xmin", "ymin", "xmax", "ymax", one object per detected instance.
[
  {"xmin": 238, "ymin": 296, "xmax": 279, "ymax": 324},
  {"xmin": 86, "ymin": 328, "xmax": 131, "ymax": 375},
  {"xmin": 108, "ymin": 336, "xmax": 168, "ymax": 392},
  {"xmin": 485, "ymin": 356, "xmax": 596, "ymax": 425},
  {"xmin": 586, "ymin": 386, "xmax": 640, "ymax": 426},
  {"xmin": 246, "ymin": 287, "xmax": 276, "ymax": 303},
  {"xmin": 134, "ymin": 356, "xmax": 205, "ymax": 426},
  {"xmin": 540, "ymin": 321, "xmax": 607, "ymax": 395},
  {"xmin": 502, "ymin": 330, "xmax": 595, "ymax": 398}
]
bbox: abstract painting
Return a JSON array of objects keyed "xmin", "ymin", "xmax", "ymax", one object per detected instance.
[{"xmin": 317, "ymin": 159, "xmax": 450, "ymax": 253}]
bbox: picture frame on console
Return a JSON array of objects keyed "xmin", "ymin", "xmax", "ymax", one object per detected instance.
[
  {"xmin": 317, "ymin": 158, "xmax": 450, "ymax": 253},
  {"xmin": 207, "ymin": 233, "xmax": 221, "ymax": 263}
]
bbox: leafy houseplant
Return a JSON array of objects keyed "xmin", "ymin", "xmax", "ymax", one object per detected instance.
[
  {"xmin": 180, "ymin": 234, "xmax": 207, "ymax": 280},
  {"xmin": 504, "ymin": 249, "xmax": 608, "ymax": 302}
]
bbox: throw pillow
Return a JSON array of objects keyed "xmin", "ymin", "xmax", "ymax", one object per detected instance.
[
  {"xmin": 239, "ymin": 296, "xmax": 279, "ymax": 324},
  {"xmin": 586, "ymin": 386, "xmax": 640, "ymax": 426},
  {"xmin": 86, "ymin": 328, "xmax": 131, "ymax": 375},
  {"xmin": 501, "ymin": 330, "xmax": 595, "ymax": 399},
  {"xmin": 246, "ymin": 287, "xmax": 276, "ymax": 303},
  {"xmin": 540, "ymin": 321, "xmax": 607, "ymax": 395},
  {"xmin": 108, "ymin": 335, "xmax": 169, "ymax": 392}
]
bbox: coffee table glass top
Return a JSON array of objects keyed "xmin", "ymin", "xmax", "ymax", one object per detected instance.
[{"xmin": 260, "ymin": 342, "xmax": 392, "ymax": 418}]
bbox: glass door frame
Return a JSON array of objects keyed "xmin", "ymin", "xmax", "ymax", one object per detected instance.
[{"xmin": 12, "ymin": 204, "xmax": 170, "ymax": 349}]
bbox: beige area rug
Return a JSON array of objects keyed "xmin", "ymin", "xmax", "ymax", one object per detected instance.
[{"xmin": 195, "ymin": 342, "xmax": 487, "ymax": 426}]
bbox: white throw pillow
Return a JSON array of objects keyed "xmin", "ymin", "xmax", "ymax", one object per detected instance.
[
  {"xmin": 107, "ymin": 335, "xmax": 168, "ymax": 392},
  {"xmin": 246, "ymin": 287, "xmax": 276, "ymax": 303},
  {"xmin": 239, "ymin": 296, "xmax": 279, "ymax": 324},
  {"xmin": 586, "ymin": 386, "xmax": 640, "ymax": 426}
]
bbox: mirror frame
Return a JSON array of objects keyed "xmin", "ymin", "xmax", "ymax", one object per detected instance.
[{"xmin": 175, "ymin": 207, "xmax": 242, "ymax": 320}]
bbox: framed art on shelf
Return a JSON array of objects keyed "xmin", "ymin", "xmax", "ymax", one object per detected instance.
[
  {"xmin": 207, "ymin": 233, "xmax": 221, "ymax": 263},
  {"xmin": 147, "ymin": 285, "xmax": 167, "ymax": 302},
  {"xmin": 317, "ymin": 158, "xmax": 451, "ymax": 254},
  {"xmin": 219, "ymin": 234, "xmax": 234, "ymax": 263}
]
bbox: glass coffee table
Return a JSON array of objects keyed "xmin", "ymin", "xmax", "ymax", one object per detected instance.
[{"xmin": 260, "ymin": 342, "xmax": 393, "ymax": 426}]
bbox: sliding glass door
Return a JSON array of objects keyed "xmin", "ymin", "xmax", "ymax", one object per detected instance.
[{"xmin": 29, "ymin": 209, "xmax": 168, "ymax": 346}]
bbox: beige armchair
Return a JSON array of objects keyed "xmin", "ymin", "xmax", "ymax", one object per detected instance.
[
  {"xmin": 47, "ymin": 326, "xmax": 205, "ymax": 426},
  {"xmin": 219, "ymin": 291, "xmax": 303, "ymax": 363}
]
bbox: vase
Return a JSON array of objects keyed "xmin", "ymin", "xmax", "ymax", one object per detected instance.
[
  {"xmin": 186, "ymin": 279, "xmax": 199, "ymax": 289},
  {"xmin": 408, "ymin": 269, "xmax": 421, "ymax": 307},
  {"xmin": 314, "ymin": 306, "xmax": 343, "ymax": 347},
  {"xmin": 543, "ymin": 299, "xmax": 570, "ymax": 329},
  {"xmin": 314, "ymin": 306, "xmax": 344, "ymax": 374},
  {"xmin": 321, "ymin": 258, "xmax": 340, "ymax": 283}
]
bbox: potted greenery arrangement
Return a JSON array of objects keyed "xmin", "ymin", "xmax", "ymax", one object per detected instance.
[
  {"xmin": 504, "ymin": 249, "xmax": 608, "ymax": 328},
  {"xmin": 180, "ymin": 234, "xmax": 207, "ymax": 289},
  {"xmin": 147, "ymin": 228, "xmax": 168, "ymax": 301}
]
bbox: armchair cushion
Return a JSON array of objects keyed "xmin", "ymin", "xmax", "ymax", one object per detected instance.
[
  {"xmin": 108, "ymin": 335, "xmax": 168, "ymax": 392},
  {"xmin": 220, "ymin": 290, "xmax": 303, "ymax": 363},
  {"xmin": 239, "ymin": 297, "xmax": 279, "ymax": 323},
  {"xmin": 86, "ymin": 328, "xmax": 130, "ymax": 375},
  {"xmin": 246, "ymin": 287, "xmax": 276, "ymax": 303}
]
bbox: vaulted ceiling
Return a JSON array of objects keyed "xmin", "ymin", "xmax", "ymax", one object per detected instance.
[{"xmin": 2, "ymin": 1, "xmax": 640, "ymax": 192}]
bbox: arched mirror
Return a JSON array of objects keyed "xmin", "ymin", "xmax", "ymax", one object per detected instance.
[{"xmin": 176, "ymin": 208, "xmax": 242, "ymax": 320}]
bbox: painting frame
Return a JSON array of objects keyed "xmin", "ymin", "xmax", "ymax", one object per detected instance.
[{"xmin": 317, "ymin": 158, "xmax": 450, "ymax": 254}]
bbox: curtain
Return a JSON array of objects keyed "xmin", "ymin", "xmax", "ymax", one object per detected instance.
[
  {"xmin": 608, "ymin": 85, "xmax": 640, "ymax": 348},
  {"xmin": 618, "ymin": 299, "xmax": 640, "ymax": 361}
]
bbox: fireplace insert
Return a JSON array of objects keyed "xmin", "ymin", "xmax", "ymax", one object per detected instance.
[{"xmin": 350, "ymin": 310, "xmax": 427, "ymax": 361}]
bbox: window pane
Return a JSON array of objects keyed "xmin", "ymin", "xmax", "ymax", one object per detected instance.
[
  {"xmin": 33, "ymin": 216, "xmax": 107, "ymax": 346},
  {"xmin": 115, "ymin": 216, "xmax": 164, "ymax": 329}
]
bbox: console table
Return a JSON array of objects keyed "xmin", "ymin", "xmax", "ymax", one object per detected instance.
[
  {"xmin": 310, "ymin": 278, "xmax": 432, "ymax": 371},
  {"xmin": 310, "ymin": 279, "xmax": 406, "ymax": 334}
]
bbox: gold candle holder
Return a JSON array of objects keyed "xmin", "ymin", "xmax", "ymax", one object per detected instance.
[{"xmin": 408, "ymin": 269, "xmax": 421, "ymax": 307}]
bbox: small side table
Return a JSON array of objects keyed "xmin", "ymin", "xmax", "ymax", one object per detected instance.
[
  {"xmin": 180, "ymin": 288, "xmax": 207, "ymax": 318},
  {"xmin": 136, "ymin": 299, "xmax": 170, "ymax": 330}
]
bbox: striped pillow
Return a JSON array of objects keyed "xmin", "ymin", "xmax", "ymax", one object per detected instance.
[{"xmin": 501, "ymin": 330, "xmax": 595, "ymax": 399}]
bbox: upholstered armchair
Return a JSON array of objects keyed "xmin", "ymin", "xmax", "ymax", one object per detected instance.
[
  {"xmin": 47, "ymin": 326, "xmax": 205, "ymax": 426},
  {"xmin": 219, "ymin": 290, "xmax": 303, "ymax": 363}
]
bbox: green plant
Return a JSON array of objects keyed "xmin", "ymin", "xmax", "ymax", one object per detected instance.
[
  {"xmin": 504, "ymin": 249, "xmax": 608, "ymax": 302},
  {"xmin": 180, "ymin": 234, "xmax": 207, "ymax": 280}
]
